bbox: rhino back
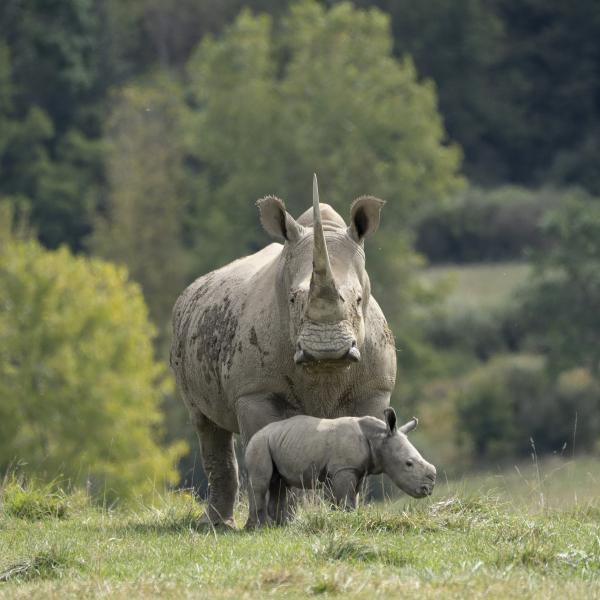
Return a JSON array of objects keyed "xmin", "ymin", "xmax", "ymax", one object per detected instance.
[{"xmin": 261, "ymin": 416, "xmax": 371, "ymax": 487}]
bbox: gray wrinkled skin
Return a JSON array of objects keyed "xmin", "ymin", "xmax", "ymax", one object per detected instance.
[
  {"xmin": 170, "ymin": 177, "xmax": 396, "ymax": 525},
  {"xmin": 244, "ymin": 408, "xmax": 436, "ymax": 528}
]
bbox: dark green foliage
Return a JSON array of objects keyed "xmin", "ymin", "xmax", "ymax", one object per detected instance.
[
  {"xmin": 457, "ymin": 355, "xmax": 548, "ymax": 460},
  {"xmin": 415, "ymin": 187, "xmax": 571, "ymax": 263},
  {"xmin": 0, "ymin": 0, "xmax": 108, "ymax": 249},
  {"xmin": 359, "ymin": 0, "xmax": 600, "ymax": 193},
  {"xmin": 518, "ymin": 196, "xmax": 600, "ymax": 376},
  {"xmin": 2, "ymin": 0, "xmax": 600, "ymax": 258},
  {"xmin": 424, "ymin": 308, "xmax": 511, "ymax": 361},
  {"xmin": 357, "ymin": 0, "xmax": 505, "ymax": 182},
  {"xmin": 492, "ymin": 0, "xmax": 600, "ymax": 191},
  {"xmin": 456, "ymin": 355, "xmax": 600, "ymax": 461}
]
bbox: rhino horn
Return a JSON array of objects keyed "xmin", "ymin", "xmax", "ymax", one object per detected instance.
[{"xmin": 306, "ymin": 174, "xmax": 343, "ymax": 322}]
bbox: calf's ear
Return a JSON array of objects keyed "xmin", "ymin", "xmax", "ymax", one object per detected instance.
[
  {"xmin": 399, "ymin": 417, "xmax": 419, "ymax": 434},
  {"xmin": 257, "ymin": 196, "xmax": 303, "ymax": 243},
  {"xmin": 349, "ymin": 196, "xmax": 385, "ymax": 243},
  {"xmin": 383, "ymin": 407, "xmax": 397, "ymax": 435}
]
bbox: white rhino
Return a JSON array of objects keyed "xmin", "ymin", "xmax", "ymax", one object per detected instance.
[
  {"xmin": 244, "ymin": 408, "xmax": 436, "ymax": 528},
  {"xmin": 170, "ymin": 176, "xmax": 397, "ymax": 526}
]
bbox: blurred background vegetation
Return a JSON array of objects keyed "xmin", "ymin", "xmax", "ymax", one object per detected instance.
[{"xmin": 1, "ymin": 0, "xmax": 599, "ymax": 499}]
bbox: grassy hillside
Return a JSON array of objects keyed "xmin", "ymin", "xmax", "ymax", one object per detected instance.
[
  {"xmin": 1, "ymin": 458, "xmax": 599, "ymax": 599},
  {"xmin": 419, "ymin": 262, "xmax": 531, "ymax": 310}
]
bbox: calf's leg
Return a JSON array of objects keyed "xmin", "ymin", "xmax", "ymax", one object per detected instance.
[
  {"xmin": 331, "ymin": 470, "xmax": 360, "ymax": 511},
  {"xmin": 244, "ymin": 436, "xmax": 273, "ymax": 529},
  {"xmin": 237, "ymin": 393, "xmax": 296, "ymax": 524},
  {"xmin": 269, "ymin": 476, "xmax": 294, "ymax": 525}
]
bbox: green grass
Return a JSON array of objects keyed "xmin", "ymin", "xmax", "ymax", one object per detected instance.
[
  {"xmin": 419, "ymin": 262, "xmax": 531, "ymax": 310},
  {"xmin": 1, "ymin": 458, "xmax": 599, "ymax": 599},
  {"xmin": 1, "ymin": 478, "xmax": 70, "ymax": 520}
]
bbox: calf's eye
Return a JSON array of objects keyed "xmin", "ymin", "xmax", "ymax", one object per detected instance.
[{"xmin": 405, "ymin": 460, "xmax": 414, "ymax": 467}]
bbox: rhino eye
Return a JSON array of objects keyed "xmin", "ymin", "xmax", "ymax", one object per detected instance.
[
  {"xmin": 405, "ymin": 459, "xmax": 414, "ymax": 467},
  {"xmin": 357, "ymin": 296, "xmax": 362, "ymax": 304},
  {"xmin": 290, "ymin": 296, "xmax": 295, "ymax": 304}
]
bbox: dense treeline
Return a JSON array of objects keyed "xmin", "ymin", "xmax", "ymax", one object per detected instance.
[{"xmin": 2, "ymin": 0, "xmax": 599, "ymax": 253}]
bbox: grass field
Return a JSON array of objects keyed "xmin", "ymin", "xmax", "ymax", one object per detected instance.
[
  {"xmin": 419, "ymin": 262, "xmax": 531, "ymax": 310},
  {"xmin": 1, "ymin": 457, "xmax": 599, "ymax": 599}
]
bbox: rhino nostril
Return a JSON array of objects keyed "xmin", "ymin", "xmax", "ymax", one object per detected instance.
[{"xmin": 351, "ymin": 340, "xmax": 356, "ymax": 347}]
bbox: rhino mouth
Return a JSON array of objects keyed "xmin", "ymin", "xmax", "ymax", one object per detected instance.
[
  {"xmin": 294, "ymin": 320, "xmax": 359, "ymax": 367},
  {"xmin": 294, "ymin": 345, "xmax": 360, "ymax": 368}
]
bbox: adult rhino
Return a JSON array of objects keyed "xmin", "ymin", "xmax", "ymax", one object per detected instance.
[{"xmin": 170, "ymin": 176, "xmax": 396, "ymax": 526}]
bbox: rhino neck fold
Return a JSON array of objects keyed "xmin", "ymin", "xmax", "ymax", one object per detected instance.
[{"xmin": 307, "ymin": 174, "xmax": 343, "ymax": 323}]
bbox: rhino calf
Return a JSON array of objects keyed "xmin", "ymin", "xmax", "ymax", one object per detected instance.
[{"xmin": 244, "ymin": 407, "xmax": 436, "ymax": 528}]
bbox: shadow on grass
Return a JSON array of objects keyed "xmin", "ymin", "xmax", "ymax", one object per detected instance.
[{"xmin": 117, "ymin": 508, "xmax": 245, "ymax": 536}]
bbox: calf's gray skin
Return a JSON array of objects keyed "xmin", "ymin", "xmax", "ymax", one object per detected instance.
[
  {"xmin": 170, "ymin": 175, "xmax": 396, "ymax": 526},
  {"xmin": 245, "ymin": 408, "xmax": 436, "ymax": 528}
]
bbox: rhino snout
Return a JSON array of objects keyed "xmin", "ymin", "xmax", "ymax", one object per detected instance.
[
  {"xmin": 295, "ymin": 320, "xmax": 359, "ymax": 365},
  {"xmin": 294, "ymin": 340, "xmax": 360, "ymax": 364},
  {"xmin": 419, "ymin": 467, "xmax": 437, "ymax": 497}
]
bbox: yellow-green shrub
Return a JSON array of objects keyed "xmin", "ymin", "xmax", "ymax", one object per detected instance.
[{"xmin": 0, "ymin": 238, "xmax": 186, "ymax": 501}]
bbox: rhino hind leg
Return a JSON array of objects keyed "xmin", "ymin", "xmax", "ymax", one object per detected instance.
[{"xmin": 194, "ymin": 412, "xmax": 239, "ymax": 527}]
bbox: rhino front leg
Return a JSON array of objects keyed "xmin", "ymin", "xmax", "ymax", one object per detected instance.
[
  {"xmin": 352, "ymin": 390, "xmax": 391, "ymax": 419},
  {"xmin": 236, "ymin": 393, "xmax": 290, "ymax": 445},
  {"xmin": 194, "ymin": 412, "xmax": 239, "ymax": 527}
]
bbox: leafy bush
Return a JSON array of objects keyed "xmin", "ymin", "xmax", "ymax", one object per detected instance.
[
  {"xmin": 456, "ymin": 355, "xmax": 547, "ymax": 460},
  {"xmin": 424, "ymin": 308, "xmax": 510, "ymax": 360},
  {"xmin": 415, "ymin": 186, "xmax": 575, "ymax": 263},
  {"xmin": 541, "ymin": 369, "xmax": 600, "ymax": 453},
  {"xmin": 0, "ymin": 238, "xmax": 186, "ymax": 501},
  {"xmin": 456, "ymin": 355, "xmax": 600, "ymax": 462},
  {"xmin": 517, "ymin": 194, "xmax": 600, "ymax": 376}
]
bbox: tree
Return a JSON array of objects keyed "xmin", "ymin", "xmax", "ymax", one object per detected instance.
[
  {"xmin": 519, "ymin": 194, "xmax": 600, "ymax": 376},
  {"xmin": 184, "ymin": 0, "xmax": 463, "ymax": 274},
  {"xmin": 0, "ymin": 0, "xmax": 109, "ymax": 249},
  {"xmin": 89, "ymin": 78, "xmax": 189, "ymax": 335},
  {"xmin": 350, "ymin": 0, "xmax": 505, "ymax": 183},
  {"xmin": 183, "ymin": 10, "xmax": 282, "ymax": 272},
  {"xmin": 0, "ymin": 232, "xmax": 186, "ymax": 501}
]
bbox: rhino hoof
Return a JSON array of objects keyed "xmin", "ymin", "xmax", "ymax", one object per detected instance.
[{"xmin": 194, "ymin": 513, "xmax": 237, "ymax": 530}]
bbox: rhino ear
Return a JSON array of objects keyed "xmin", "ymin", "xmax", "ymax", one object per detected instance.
[
  {"xmin": 383, "ymin": 407, "xmax": 397, "ymax": 436},
  {"xmin": 349, "ymin": 196, "xmax": 385, "ymax": 243},
  {"xmin": 257, "ymin": 196, "xmax": 303, "ymax": 243},
  {"xmin": 399, "ymin": 417, "xmax": 418, "ymax": 435}
]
